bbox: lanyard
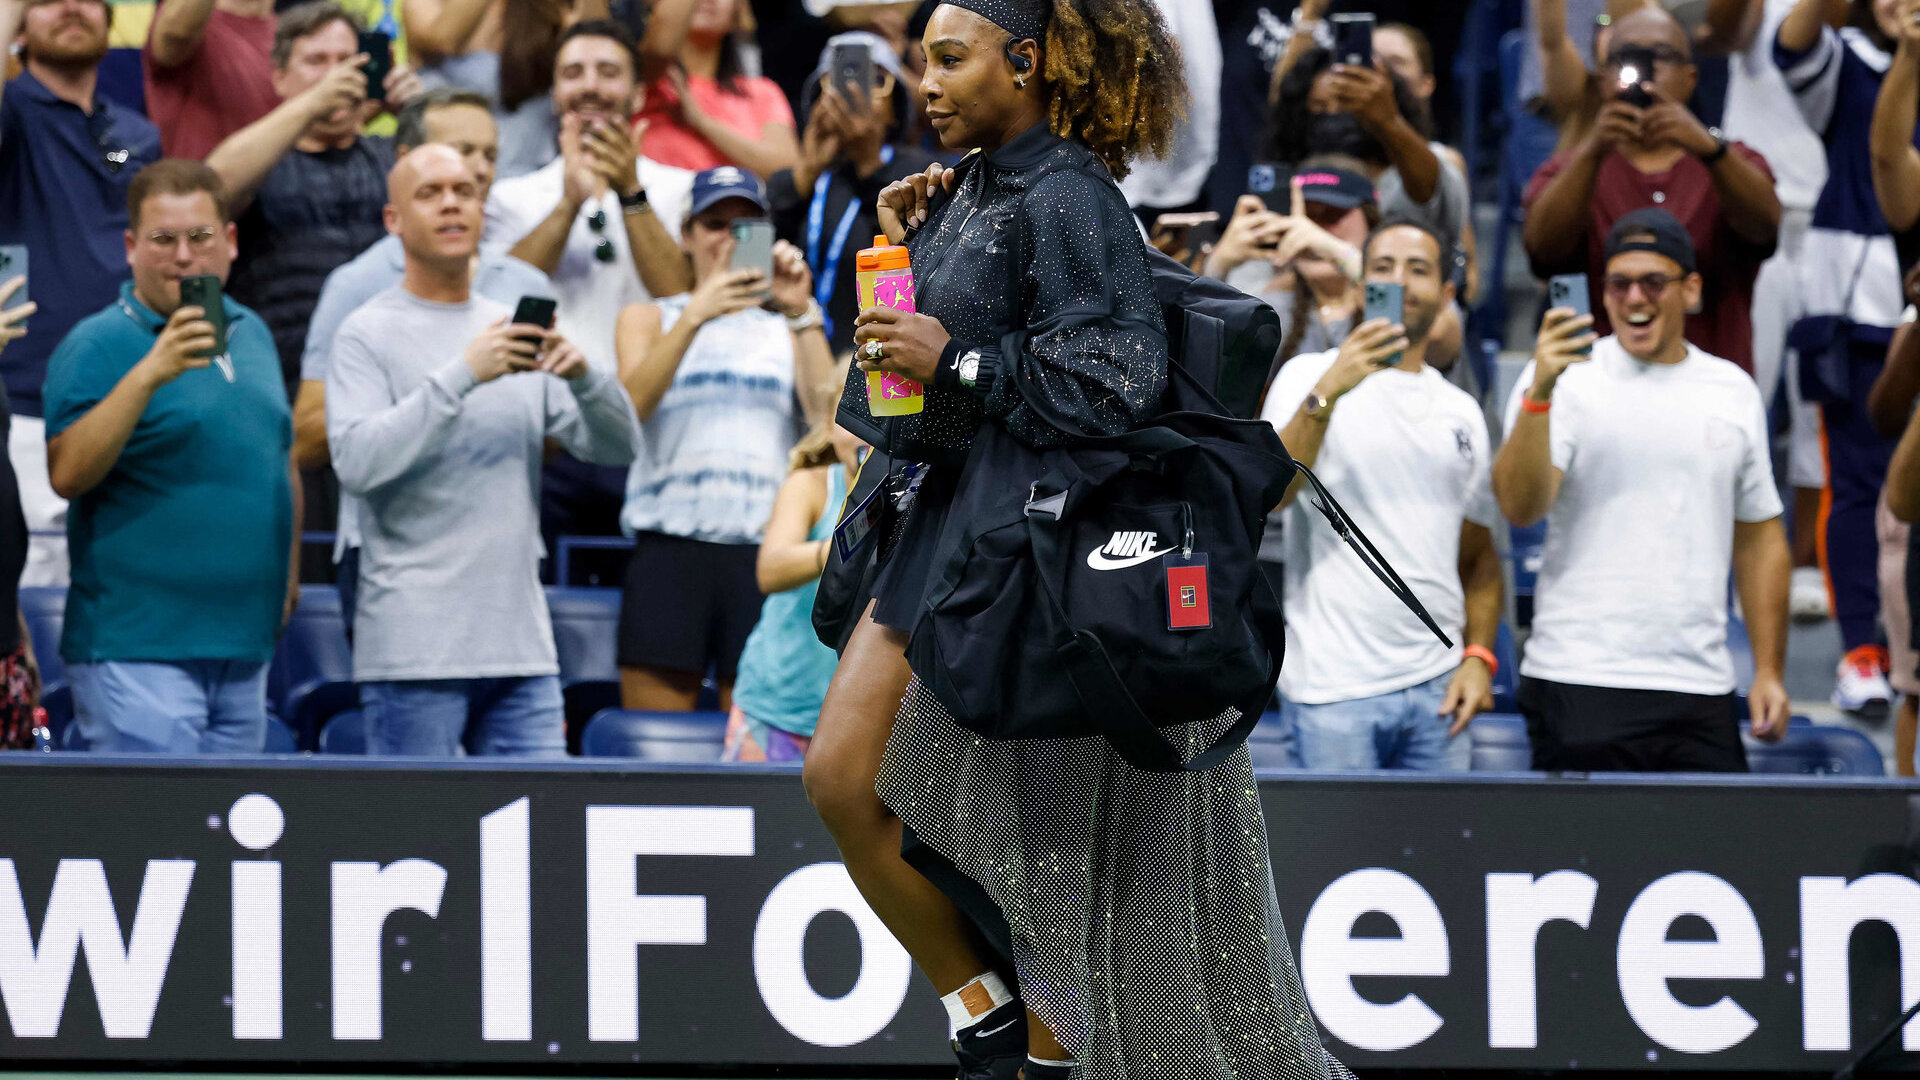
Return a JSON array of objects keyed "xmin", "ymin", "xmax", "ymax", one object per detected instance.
[{"xmin": 806, "ymin": 145, "xmax": 894, "ymax": 339}]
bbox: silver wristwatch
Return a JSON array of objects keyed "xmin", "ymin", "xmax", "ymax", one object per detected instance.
[
  {"xmin": 1305, "ymin": 389, "xmax": 1333, "ymax": 420},
  {"xmin": 957, "ymin": 348, "xmax": 983, "ymax": 389}
]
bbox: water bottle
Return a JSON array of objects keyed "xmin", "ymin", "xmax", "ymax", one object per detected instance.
[{"xmin": 856, "ymin": 235, "xmax": 923, "ymax": 416}]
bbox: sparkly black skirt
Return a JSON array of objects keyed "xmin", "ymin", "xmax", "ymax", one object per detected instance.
[
  {"xmin": 875, "ymin": 683, "xmax": 1353, "ymax": 1080},
  {"xmin": 868, "ymin": 463, "xmax": 958, "ymax": 634}
]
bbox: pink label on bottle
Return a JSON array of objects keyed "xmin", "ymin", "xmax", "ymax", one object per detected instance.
[
  {"xmin": 878, "ymin": 373, "xmax": 922, "ymax": 399},
  {"xmin": 873, "ymin": 270, "xmax": 916, "ymax": 313}
]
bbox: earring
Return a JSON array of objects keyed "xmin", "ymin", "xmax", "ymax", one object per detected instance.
[{"xmin": 1015, "ymin": 74, "xmax": 1027, "ymax": 88}]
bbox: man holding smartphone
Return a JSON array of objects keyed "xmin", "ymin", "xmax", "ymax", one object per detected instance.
[
  {"xmin": 40, "ymin": 161, "xmax": 297, "ymax": 754},
  {"xmin": 329, "ymin": 145, "xmax": 639, "ymax": 755},
  {"xmin": 1260, "ymin": 218, "xmax": 1504, "ymax": 771}
]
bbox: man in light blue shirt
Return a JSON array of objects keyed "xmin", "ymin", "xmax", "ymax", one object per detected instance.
[{"xmin": 294, "ymin": 87, "xmax": 549, "ymax": 632}]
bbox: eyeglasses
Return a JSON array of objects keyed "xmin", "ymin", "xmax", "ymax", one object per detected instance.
[
  {"xmin": 143, "ymin": 226, "xmax": 222, "ymax": 251},
  {"xmin": 1603, "ymin": 272, "xmax": 1676, "ymax": 300},
  {"xmin": 587, "ymin": 208, "xmax": 615, "ymax": 263}
]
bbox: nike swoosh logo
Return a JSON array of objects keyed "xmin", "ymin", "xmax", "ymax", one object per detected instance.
[
  {"xmin": 971, "ymin": 1016, "xmax": 1020, "ymax": 1039},
  {"xmin": 1086, "ymin": 546, "xmax": 1178, "ymax": 571}
]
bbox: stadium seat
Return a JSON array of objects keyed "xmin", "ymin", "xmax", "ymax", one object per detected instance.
[
  {"xmin": 60, "ymin": 720, "xmax": 88, "ymax": 751},
  {"xmin": 270, "ymin": 586, "xmax": 353, "ymax": 750},
  {"xmin": 263, "ymin": 715, "xmax": 300, "ymax": 753},
  {"xmin": 1508, "ymin": 520, "xmax": 1546, "ymax": 628},
  {"xmin": 318, "ymin": 709, "xmax": 368, "ymax": 755},
  {"xmin": 1478, "ymin": 27, "xmax": 1562, "ymax": 344},
  {"xmin": 1744, "ymin": 724, "xmax": 1885, "ymax": 776},
  {"xmin": 1247, "ymin": 712, "xmax": 1294, "ymax": 770},
  {"xmin": 1470, "ymin": 712, "xmax": 1533, "ymax": 771},
  {"xmin": 1728, "ymin": 611, "xmax": 1756, "ymax": 693},
  {"xmin": 1491, "ymin": 622, "xmax": 1519, "ymax": 712},
  {"xmin": 548, "ymin": 587, "xmax": 622, "ymax": 752},
  {"xmin": 20, "ymin": 586, "xmax": 67, "ymax": 735},
  {"xmin": 580, "ymin": 709, "xmax": 727, "ymax": 761}
]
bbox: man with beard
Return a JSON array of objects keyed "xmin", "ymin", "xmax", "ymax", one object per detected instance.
[
  {"xmin": 0, "ymin": 0, "xmax": 163, "ymax": 588},
  {"xmin": 205, "ymin": 0, "xmax": 425, "ymax": 395},
  {"xmin": 484, "ymin": 18, "xmax": 692, "ymax": 559},
  {"xmin": 1522, "ymin": 4, "xmax": 1779, "ymax": 376},
  {"xmin": 1496, "ymin": 209, "xmax": 1792, "ymax": 771},
  {"xmin": 1262, "ymin": 218, "xmax": 1504, "ymax": 770}
]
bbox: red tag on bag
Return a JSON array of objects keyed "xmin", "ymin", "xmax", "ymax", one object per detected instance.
[{"xmin": 1166, "ymin": 553, "xmax": 1211, "ymax": 630}]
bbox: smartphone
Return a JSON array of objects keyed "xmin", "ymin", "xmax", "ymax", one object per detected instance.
[
  {"xmin": 1548, "ymin": 273, "xmax": 1592, "ymax": 355},
  {"xmin": 1329, "ymin": 13, "xmax": 1375, "ymax": 69},
  {"xmin": 0, "ymin": 245, "xmax": 25, "ymax": 326},
  {"xmin": 1247, "ymin": 162, "xmax": 1293, "ymax": 213},
  {"xmin": 1363, "ymin": 281, "xmax": 1404, "ymax": 366},
  {"xmin": 1614, "ymin": 43, "xmax": 1655, "ymax": 108},
  {"xmin": 176, "ymin": 275, "xmax": 227, "ymax": 359},
  {"xmin": 511, "ymin": 295, "xmax": 557, "ymax": 340},
  {"xmin": 359, "ymin": 30, "xmax": 393, "ymax": 104},
  {"xmin": 730, "ymin": 219, "xmax": 775, "ymax": 297},
  {"xmin": 829, "ymin": 40, "xmax": 874, "ymax": 106}
]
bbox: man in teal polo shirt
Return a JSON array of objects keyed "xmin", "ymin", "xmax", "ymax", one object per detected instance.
[{"xmin": 43, "ymin": 159, "xmax": 297, "ymax": 753}]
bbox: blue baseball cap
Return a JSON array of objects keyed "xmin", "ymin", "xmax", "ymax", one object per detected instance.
[{"xmin": 686, "ymin": 166, "xmax": 768, "ymax": 219}]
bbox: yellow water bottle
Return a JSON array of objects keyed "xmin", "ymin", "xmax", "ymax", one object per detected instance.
[{"xmin": 856, "ymin": 235, "xmax": 924, "ymax": 416}]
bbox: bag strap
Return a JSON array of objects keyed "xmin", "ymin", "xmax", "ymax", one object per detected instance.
[{"xmin": 1291, "ymin": 462, "xmax": 1455, "ymax": 648}]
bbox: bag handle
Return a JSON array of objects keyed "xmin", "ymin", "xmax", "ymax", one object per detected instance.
[{"xmin": 1024, "ymin": 508, "xmax": 1283, "ymax": 773}]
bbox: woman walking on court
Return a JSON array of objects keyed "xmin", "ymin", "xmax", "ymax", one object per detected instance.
[{"xmin": 800, "ymin": 0, "xmax": 1354, "ymax": 1077}]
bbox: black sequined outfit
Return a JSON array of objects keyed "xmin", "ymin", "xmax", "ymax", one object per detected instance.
[{"xmin": 841, "ymin": 125, "xmax": 1353, "ymax": 1080}]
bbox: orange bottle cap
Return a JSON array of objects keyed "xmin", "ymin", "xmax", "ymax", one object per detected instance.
[{"xmin": 857, "ymin": 234, "xmax": 911, "ymax": 272}]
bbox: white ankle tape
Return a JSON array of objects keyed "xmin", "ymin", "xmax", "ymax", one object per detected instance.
[{"xmin": 941, "ymin": 971, "xmax": 1014, "ymax": 1032}]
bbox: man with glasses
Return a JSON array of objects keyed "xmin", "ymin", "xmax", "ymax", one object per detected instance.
[
  {"xmin": 42, "ymin": 160, "xmax": 297, "ymax": 753},
  {"xmin": 484, "ymin": 19, "xmax": 693, "ymax": 555},
  {"xmin": 0, "ymin": 0, "xmax": 163, "ymax": 587},
  {"xmin": 1522, "ymin": 4, "xmax": 1781, "ymax": 377},
  {"xmin": 1494, "ymin": 210, "xmax": 1793, "ymax": 772}
]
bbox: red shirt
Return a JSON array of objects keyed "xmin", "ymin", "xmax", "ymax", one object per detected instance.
[
  {"xmin": 1523, "ymin": 143, "xmax": 1775, "ymax": 374},
  {"xmin": 637, "ymin": 71, "xmax": 795, "ymax": 173},
  {"xmin": 143, "ymin": 5, "xmax": 279, "ymax": 161}
]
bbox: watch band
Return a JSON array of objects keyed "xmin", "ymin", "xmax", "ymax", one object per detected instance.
[
  {"xmin": 785, "ymin": 299, "xmax": 824, "ymax": 333},
  {"xmin": 1700, "ymin": 129, "xmax": 1729, "ymax": 166},
  {"xmin": 1305, "ymin": 390, "xmax": 1333, "ymax": 420},
  {"xmin": 618, "ymin": 187, "xmax": 651, "ymax": 213}
]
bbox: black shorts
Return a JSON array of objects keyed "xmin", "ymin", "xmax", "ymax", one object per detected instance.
[
  {"xmin": 616, "ymin": 532, "xmax": 762, "ymax": 680},
  {"xmin": 1517, "ymin": 676, "xmax": 1748, "ymax": 773}
]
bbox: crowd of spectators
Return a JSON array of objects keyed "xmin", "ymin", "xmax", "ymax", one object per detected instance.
[{"xmin": 1, "ymin": 0, "xmax": 1917, "ymax": 775}]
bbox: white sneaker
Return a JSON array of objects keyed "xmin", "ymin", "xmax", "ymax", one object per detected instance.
[
  {"xmin": 1790, "ymin": 567, "xmax": 1832, "ymax": 623},
  {"xmin": 1833, "ymin": 645, "xmax": 1893, "ymax": 721}
]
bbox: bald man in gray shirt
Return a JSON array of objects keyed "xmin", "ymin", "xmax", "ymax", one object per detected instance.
[{"xmin": 327, "ymin": 145, "xmax": 639, "ymax": 756}]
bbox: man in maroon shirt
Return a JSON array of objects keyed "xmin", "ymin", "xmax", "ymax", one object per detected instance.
[
  {"xmin": 142, "ymin": 0, "xmax": 278, "ymax": 159},
  {"xmin": 1522, "ymin": 5, "xmax": 1780, "ymax": 375}
]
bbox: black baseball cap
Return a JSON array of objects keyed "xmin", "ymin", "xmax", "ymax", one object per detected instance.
[
  {"xmin": 1604, "ymin": 207, "xmax": 1696, "ymax": 275},
  {"xmin": 1292, "ymin": 165, "xmax": 1376, "ymax": 210}
]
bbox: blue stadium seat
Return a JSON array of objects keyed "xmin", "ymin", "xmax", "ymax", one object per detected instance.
[
  {"xmin": 60, "ymin": 719, "xmax": 89, "ymax": 751},
  {"xmin": 1247, "ymin": 712, "xmax": 1294, "ymax": 770},
  {"xmin": 269, "ymin": 586, "xmax": 353, "ymax": 749},
  {"xmin": 1491, "ymin": 622, "xmax": 1520, "ymax": 712},
  {"xmin": 548, "ymin": 587, "xmax": 623, "ymax": 752},
  {"xmin": 1744, "ymin": 724, "xmax": 1885, "ymax": 776},
  {"xmin": 318, "ymin": 709, "xmax": 367, "ymax": 755},
  {"xmin": 581, "ymin": 709, "xmax": 726, "ymax": 761},
  {"xmin": 1470, "ymin": 712, "xmax": 1533, "ymax": 771},
  {"xmin": 1728, "ymin": 612, "xmax": 1756, "ymax": 693},
  {"xmin": 20, "ymin": 586, "xmax": 67, "ymax": 735},
  {"xmin": 263, "ymin": 715, "xmax": 300, "ymax": 753},
  {"xmin": 1479, "ymin": 27, "xmax": 1563, "ymax": 344},
  {"xmin": 1509, "ymin": 520, "xmax": 1547, "ymax": 628}
]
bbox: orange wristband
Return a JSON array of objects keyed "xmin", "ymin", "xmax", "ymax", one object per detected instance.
[
  {"xmin": 1464, "ymin": 645, "xmax": 1499, "ymax": 677},
  {"xmin": 1520, "ymin": 394, "xmax": 1551, "ymax": 414}
]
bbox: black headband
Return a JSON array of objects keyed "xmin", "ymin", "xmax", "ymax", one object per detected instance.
[{"xmin": 937, "ymin": 0, "xmax": 1049, "ymax": 45}]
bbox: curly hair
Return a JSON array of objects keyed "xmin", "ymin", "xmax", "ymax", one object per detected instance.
[
  {"xmin": 1038, "ymin": 0, "xmax": 1187, "ymax": 179},
  {"xmin": 1263, "ymin": 46, "xmax": 1430, "ymax": 166}
]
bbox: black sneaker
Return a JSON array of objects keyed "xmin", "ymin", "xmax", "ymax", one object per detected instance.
[{"xmin": 952, "ymin": 1001, "xmax": 1026, "ymax": 1080}]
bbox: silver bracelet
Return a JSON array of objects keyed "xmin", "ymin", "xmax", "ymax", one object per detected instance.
[{"xmin": 785, "ymin": 298, "xmax": 825, "ymax": 334}]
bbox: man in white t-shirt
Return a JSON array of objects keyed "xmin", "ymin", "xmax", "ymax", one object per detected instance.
[
  {"xmin": 482, "ymin": 20, "xmax": 695, "ymax": 548},
  {"xmin": 1495, "ymin": 208, "xmax": 1792, "ymax": 772},
  {"xmin": 1263, "ymin": 218, "xmax": 1504, "ymax": 771}
]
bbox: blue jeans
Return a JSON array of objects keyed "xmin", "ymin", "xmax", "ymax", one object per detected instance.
[
  {"xmin": 1282, "ymin": 670, "xmax": 1470, "ymax": 771},
  {"xmin": 70, "ymin": 660, "xmax": 268, "ymax": 753},
  {"xmin": 360, "ymin": 675, "xmax": 566, "ymax": 757}
]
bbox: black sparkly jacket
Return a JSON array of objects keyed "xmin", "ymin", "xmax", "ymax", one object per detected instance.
[{"xmin": 834, "ymin": 124, "xmax": 1170, "ymax": 466}]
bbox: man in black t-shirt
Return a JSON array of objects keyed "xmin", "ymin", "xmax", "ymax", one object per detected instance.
[{"xmin": 205, "ymin": 0, "xmax": 422, "ymax": 392}]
